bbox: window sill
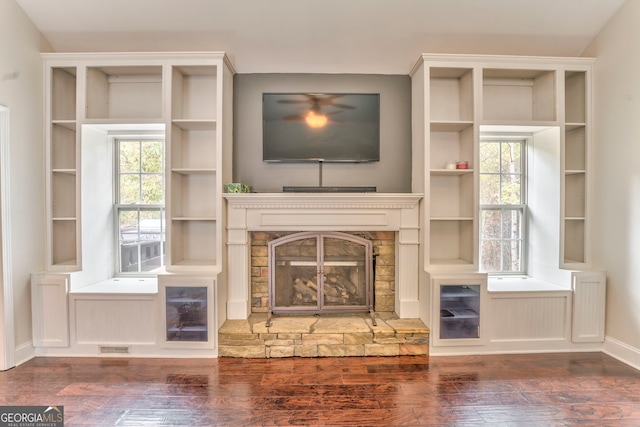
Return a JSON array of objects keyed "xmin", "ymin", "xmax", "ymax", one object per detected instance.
[
  {"xmin": 488, "ymin": 276, "xmax": 571, "ymax": 293},
  {"xmin": 70, "ymin": 277, "xmax": 158, "ymax": 294}
]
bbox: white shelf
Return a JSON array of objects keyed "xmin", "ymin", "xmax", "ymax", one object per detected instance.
[
  {"xmin": 51, "ymin": 120, "xmax": 76, "ymax": 130},
  {"xmin": 171, "ymin": 168, "xmax": 216, "ymax": 175},
  {"xmin": 431, "ymin": 217, "xmax": 474, "ymax": 221},
  {"xmin": 171, "ymin": 217, "xmax": 216, "ymax": 221},
  {"xmin": 171, "ymin": 119, "xmax": 216, "ymax": 131},
  {"xmin": 430, "ymin": 121, "xmax": 473, "ymax": 132},
  {"xmin": 430, "ymin": 169, "xmax": 474, "ymax": 176}
]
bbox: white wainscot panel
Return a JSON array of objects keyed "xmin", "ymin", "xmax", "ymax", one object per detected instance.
[
  {"xmin": 489, "ymin": 292, "xmax": 571, "ymax": 342},
  {"xmin": 72, "ymin": 296, "xmax": 157, "ymax": 344}
]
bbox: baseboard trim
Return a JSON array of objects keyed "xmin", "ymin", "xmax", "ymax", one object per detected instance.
[
  {"xmin": 14, "ymin": 340, "xmax": 35, "ymax": 367},
  {"xmin": 602, "ymin": 335, "xmax": 640, "ymax": 372}
]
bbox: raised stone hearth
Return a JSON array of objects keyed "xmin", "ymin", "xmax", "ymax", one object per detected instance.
[{"xmin": 219, "ymin": 313, "xmax": 429, "ymax": 358}]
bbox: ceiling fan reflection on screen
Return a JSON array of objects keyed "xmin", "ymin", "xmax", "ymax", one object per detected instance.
[{"xmin": 279, "ymin": 94, "xmax": 355, "ymax": 128}]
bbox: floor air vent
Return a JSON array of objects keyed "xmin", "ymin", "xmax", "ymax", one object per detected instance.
[{"xmin": 100, "ymin": 346, "xmax": 130, "ymax": 354}]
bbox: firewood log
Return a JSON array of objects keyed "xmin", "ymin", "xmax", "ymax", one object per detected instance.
[
  {"xmin": 294, "ymin": 278, "xmax": 316, "ymax": 299},
  {"xmin": 324, "ymin": 295, "xmax": 348, "ymax": 304},
  {"xmin": 323, "ymin": 283, "xmax": 339, "ymax": 297},
  {"xmin": 306, "ymin": 279, "xmax": 318, "ymax": 291},
  {"xmin": 326, "ymin": 274, "xmax": 358, "ymax": 295}
]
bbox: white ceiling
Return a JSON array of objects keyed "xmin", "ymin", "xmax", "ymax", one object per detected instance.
[{"xmin": 16, "ymin": 0, "xmax": 626, "ymax": 74}]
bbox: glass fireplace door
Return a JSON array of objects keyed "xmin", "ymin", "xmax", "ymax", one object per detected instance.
[
  {"xmin": 322, "ymin": 235, "xmax": 369, "ymax": 308},
  {"xmin": 268, "ymin": 232, "xmax": 373, "ymax": 317},
  {"xmin": 272, "ymin": 234, "xmax": 319, "ymax": 309}
]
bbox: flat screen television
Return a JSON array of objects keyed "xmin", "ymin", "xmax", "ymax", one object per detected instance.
[{"xmin": 262, "ymin": 93, "xmax": 380, "ymax": 163}]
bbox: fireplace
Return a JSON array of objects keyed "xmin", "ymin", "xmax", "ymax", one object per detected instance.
[
  {"xmin": 224, "ymin": 193, "xmax": 423, "ymax": 321},
  {"xmin": 267, "ymin": 232, "xmax": 374, "ymax": 325}
]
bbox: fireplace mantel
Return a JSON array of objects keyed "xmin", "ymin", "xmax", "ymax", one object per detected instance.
[{"xmin": 224, "ymin": 193, "xmax": 423, "ymax": 320}]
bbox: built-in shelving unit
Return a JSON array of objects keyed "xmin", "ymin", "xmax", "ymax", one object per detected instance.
[
  {"xmin": 427, "ymin": 67, "xmax": 476, "ymax": 267},
  {"xmin": 563, "ymin": 71, "xmax": 588, "ymax": 265},
  {"xmin": 47, "ymin": 66, "xmax": 79, "ymax": 269},
  {"xmin": 43, "ymin": 53, "xmax": 234, "ymax": 273},
  {"xmin": 412, "ymin": 54, "xmax": 593, "ymax": 271},
  {"xmin": 168, "ymin": 65, "xmax": 220, "ymax": 271}
]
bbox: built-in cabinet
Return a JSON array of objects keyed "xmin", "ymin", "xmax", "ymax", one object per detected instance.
[
  {"xmin": 43, "ymin": 53, "xmax": 234, "ymax": 273},
  {"xmin": 411, "ymin": 54, "xmax": 593, "ymax": 270},
  {"xmin": 431, "ymin": 273, "xmax": 487, "ymax": 347},
  {"xmin": 35, "ymin": 53, "xmax": 233, "ymax": 357},
  {"xmin": 159, "ymin": 275, "xmax": 216, "ymax": 349}
]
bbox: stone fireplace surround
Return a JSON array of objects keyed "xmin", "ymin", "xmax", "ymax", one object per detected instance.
[{"xmin": 224, "ymin": 193, "xmax": 423, "ymax": 320}]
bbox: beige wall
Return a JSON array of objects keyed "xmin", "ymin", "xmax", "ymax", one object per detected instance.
[
  {"xmin": 0, "ymin": 0, "xmax": 49, "ymax": 363},
  {"xmin": 588, "ymin": 0, "xmax": 640, "ymax": 356}
]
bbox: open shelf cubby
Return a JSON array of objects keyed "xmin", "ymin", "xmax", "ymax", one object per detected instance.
[
  {"xmin": 430, "ymin": 173, "xmax": 474, "ymax": 219},
  {"xmin": 429, "ymin": 67, "xmax": 474, "ymax": 123},
  {"xmin": 86, "ymin": 65, "xmax": 163, "ymax": 120},
  {"xmin": 170, "ymin": 220, "xmax": 217, "ymax": 268},
  {"xmin": 429, "ymin": 219, "xmax": 475, "ymax": 266},
  {"xmin": 429, "ymin": 126, "xmax": 474, "ymax": 170},
  {"xmin": 51, "ymin": 219, "xmax": 77, "ymax": 266},
  {"xmin": 51, "ymin": 67, "xmax": 77, "ymax": 121},
  {"xmin": 565, "ymin": 125, "xmax": 586, "ymax": 171},
  {"xmin": 51, "ymin": 171, "xmax": 76, "ymax": 219},
  {"xmin": 170, "ymin": 124, "xmax": 216, "ymax": 171},
  {"xmin": 483, "ymin": 68, "xmax": 556, "ymax": 122},
  {"xmin": 564, "ymin": 219, "xmax": 585, "ymax": 264},
  {"xmin": 51, "ymin": 123, "xmax": 76, "ymax": 170},
  {"xmin": 565, "ymin": 71, "xmax": 586, "ymax": 124},
  {"xmin": 565, "ymin": 172, "xmax": 586, "ymax": 218},
  {"xmin": 171, "ymin": 65, "xmax": 217, "ymax": 121},
  {"xmin": 170, "ymin": 172, "xmax": 216, "ymax": 219}
]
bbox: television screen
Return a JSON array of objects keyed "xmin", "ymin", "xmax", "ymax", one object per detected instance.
[{"xmin": 262, "ymin": 93, "xmax": 380, "ymax": 163}]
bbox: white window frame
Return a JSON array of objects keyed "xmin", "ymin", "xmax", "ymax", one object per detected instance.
[
  {"xmin": 115, "ymin": 137, "xmax": 166, "ymax": 276},
  {"xmin": 479, "ymin": 137, "xmax": 527, "ymax": 275}
]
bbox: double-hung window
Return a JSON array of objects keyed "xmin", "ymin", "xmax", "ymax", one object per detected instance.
[
  {"xmin": 479, "ymin": 139, "xmax": 526, "ymax": 274},
  {"xmin": 116, "ymin": 138, "xmax": 165, "ymax": 274}
]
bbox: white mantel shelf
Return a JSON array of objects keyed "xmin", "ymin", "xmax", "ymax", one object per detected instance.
[
  {"xmin": 224, "ymin": 192, "xmax": 422, "ymax": 208},
  {"xmin": 223, "ymin": 192, "xmax": 423, "ymax": 320}
]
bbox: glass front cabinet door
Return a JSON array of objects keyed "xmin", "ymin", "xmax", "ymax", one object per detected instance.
[
  {"xmin": 159, "ymin": 275, "xmax": 216, "ymax": 349},
  {"xmin": 431, "ymin": 274, "xmax": 487, "ymax": 347}
]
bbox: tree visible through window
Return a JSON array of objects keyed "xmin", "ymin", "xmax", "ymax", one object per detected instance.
[
  {"xmin": 479, "ymin": 140, "xmax": 525, "ymax": 274},
  {"xmin": 117, "ymin": 139, "xmax": 165, "ymax": 273}
]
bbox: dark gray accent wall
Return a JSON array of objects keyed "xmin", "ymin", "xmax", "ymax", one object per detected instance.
[{"xmin": 233, "ymin": 74, "xmax": 412, "ymax": 193}]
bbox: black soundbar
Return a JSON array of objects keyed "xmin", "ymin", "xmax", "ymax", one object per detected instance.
[{"xmin": 282, "ymin": 186, "xmax": 377, "ymax": 193}]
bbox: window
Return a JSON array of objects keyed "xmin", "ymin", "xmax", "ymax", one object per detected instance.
[
  {"xmin": 116, "ymin": 139, "xmax": 165, "ymax": 274},
  {"xmin": 479, "ymin": 139, "xmax": 525, "ymax": 274}
]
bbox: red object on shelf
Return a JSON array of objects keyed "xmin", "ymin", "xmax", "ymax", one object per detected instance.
[{"xmin": 456, "ymin": 161, "xmax": 469, "ymax": 169}]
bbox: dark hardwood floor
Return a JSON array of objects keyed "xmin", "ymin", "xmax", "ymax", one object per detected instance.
[{"xmin": 1, "ymin": 352, "xmax": 640, "ymax": 426}]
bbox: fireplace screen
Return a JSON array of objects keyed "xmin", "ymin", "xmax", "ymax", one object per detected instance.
[{"xmin": 268, "ymin": 232, "xmax": 373, "ymax": 322}]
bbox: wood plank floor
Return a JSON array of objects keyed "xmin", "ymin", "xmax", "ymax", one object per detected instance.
[{"xmin": 1, "ymin": 352, "xmax": 640, "ymax": 426}]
